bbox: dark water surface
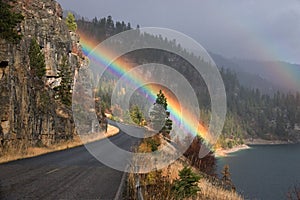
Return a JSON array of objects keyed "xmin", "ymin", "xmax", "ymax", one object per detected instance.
[{"xmin": 217, "ymin": 144, "xmax": 300, "ymax": 200}]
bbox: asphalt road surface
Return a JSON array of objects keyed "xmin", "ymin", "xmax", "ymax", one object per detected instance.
[{"xmin": 0, "ymin": 122, "xmax": 142, "ymax": 200}]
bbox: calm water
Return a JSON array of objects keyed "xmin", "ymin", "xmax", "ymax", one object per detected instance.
[{"xmin": 217, "ymin": 144, "xmax": 300, "ymax": 200}]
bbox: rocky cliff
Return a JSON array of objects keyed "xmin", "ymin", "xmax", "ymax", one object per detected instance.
[{"xmin": 0, "ymin": 0, "xmax": 85, "ymax": 154}]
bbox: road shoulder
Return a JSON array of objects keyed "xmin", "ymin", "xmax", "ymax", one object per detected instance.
[{"xmin": 0, "ymin": 124, "xmax": 119, "ymax": 164}]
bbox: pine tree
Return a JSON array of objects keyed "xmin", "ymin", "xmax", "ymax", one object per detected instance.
[
  {"xmin": 65, "ymin": 12, "xmax": 77, "ymax": 32},
  {"xmin": 130, "ymin": 105, "xmax": 144, "ymax": 125},
  {"xmin": 105, "ymin": 16, "xmax": 114, "ymax": 36},
  {"xmin": 150, "ymin": 90, "xmax": 173, "ymax": 134},
  {"xmin": 222, "ymin": 165, "xmax": 231, "ymax": 183},
  {"xmin": 149, "ymin": 103, "xmax": 166, "ymax": 131},
  {"xmin": 156, "ymin": 90, "xmax": 167, "ymax": 110},
  {"xmin": 172, "ymin": 166, "xmax": 201, "ymax": 199},
  {"xmin": 222, "ymin": 165, "xmax": 235, "ymax": 190},
  {"xmin": 0, "ymin": 0, "xmax": 24, "ymax": 42},
  {"xmin": 29, "ymin": 38, "xmax": 46, "ymax": 80},
  {"xmin": 162, "ymin": 112, "xmax": 173, "ymax": 134},
  {"xmin": 57, "ymin": 56, "xmax": 72, "ymax": 106}
]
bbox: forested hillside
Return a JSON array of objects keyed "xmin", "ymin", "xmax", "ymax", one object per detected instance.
[{"xmin": 76, "ymin": 16, "xmax": 300, "ymax": 147}]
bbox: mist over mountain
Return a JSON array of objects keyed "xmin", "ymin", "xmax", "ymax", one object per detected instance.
[
  {"xmin": 231, "ymin": 59, "xmax": 300, "ymax": 92},
  {"xmin": 62, "ymin": 7, "xmax": 300, "ymax": 95},
  {"xmin": 210, "ymin": 52, "xmax": 300, "ymax": 94}
]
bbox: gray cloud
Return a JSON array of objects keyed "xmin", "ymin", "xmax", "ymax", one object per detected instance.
[{"xmin": 57, "ymin": 0, "xmax": 300, "ymax": 63}]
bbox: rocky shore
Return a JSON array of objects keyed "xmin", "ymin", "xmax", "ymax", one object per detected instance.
[
  {"xmin": 215, "ymin": 138, "xmax": 299, "ymax": 157},
  {"xmin": 215, "ymin": 144, "xmax": 250, "ymax": 157}
]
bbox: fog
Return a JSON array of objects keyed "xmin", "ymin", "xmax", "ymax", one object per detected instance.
[{"xmin": 58, "ymin": 0, "xmax": 300, "ymax": 63}]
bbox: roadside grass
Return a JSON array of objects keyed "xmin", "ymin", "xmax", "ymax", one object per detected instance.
[{"xmin": 0, "ymin": 125, "xmax": 119, "ymax": 164}]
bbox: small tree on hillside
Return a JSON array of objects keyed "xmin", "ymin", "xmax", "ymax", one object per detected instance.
[
  {"xmin": 29, "ymin": 38, "xmax": 46, "ymax": 80},
  {"xmin": 222, "ymin": 165, "xmax": 235, "ymax": 191},
  {"xmin": 130, "ymin": 105, "xmax": 144, "ymax": 125},
  {"xmin": 57, "ymin": 56, "xmax": 72, "ymax": 106},
  {"xmin": 0, "ymin": 0, "xmax": 24, "ymax": 42},
  {"xmin": 150, "ymin": 90, "xmax": 173, "ymax": 134},
  {"xmin": 156, "ymin": 90, "xmax": 167, "ymax": 110},
  {"xmin": 172, "ymin": 166, "xmax": 201, "ymax": 199},
  {"xmin": 65, "ymin": 12, "xmax": 77, "ymax": 31}
]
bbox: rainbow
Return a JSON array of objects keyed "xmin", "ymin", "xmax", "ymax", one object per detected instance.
[
  {"xmin": 222, "ymin": 15, "xmax": 300, "ymax": 91},
  {"xmin": 77, "ymin": 31, "xmax": 213, "ymax": 142}
]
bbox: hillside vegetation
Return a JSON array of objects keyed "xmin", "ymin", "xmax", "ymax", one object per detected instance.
[{"xmin": 76, "ymin": 16, "xmax": 300, "ymax": 147}]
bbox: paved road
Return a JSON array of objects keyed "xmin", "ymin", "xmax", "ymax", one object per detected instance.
[{"xmin": 0, "ymin": 122, "xmax": 142, "ymax": 200}]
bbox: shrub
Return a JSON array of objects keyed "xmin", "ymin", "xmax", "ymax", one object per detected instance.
[{"xmin": 146, "ymin": 135, "xmax": 161, "ymax": 152}]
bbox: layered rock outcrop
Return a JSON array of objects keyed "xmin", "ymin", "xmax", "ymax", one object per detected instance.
[{"xmin": 0, "ymin": 0, "xmax": 84, "ymax": 153}]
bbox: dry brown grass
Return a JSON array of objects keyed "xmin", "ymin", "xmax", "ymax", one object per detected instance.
[
  {"xmin": 0, "ymin": 124, "xmax": 119, "ymax": 164},
  {"xmin": 199, "ymin": 179, "xmax": 243, "ymax": 200},
  {"xmin": 126, "ymin": 136, "xmax": 244, "ymax": 200},
  {"xmin": 161, "ymin": 157, "xmax": 243, "ymax": 200}
]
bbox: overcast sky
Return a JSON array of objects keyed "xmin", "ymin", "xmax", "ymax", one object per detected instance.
[{"xmin": 57, "ymin": 0, "xmax": 300, "ymax": 63}]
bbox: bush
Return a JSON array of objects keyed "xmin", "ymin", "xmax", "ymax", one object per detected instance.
[{"xmin": 145, "ymin": 136, "xmax": 161, "ymax": 152}]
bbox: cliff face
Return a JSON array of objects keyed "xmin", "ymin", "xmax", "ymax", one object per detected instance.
[{"xmin": 0, "ymin": 0, "xmax": 84, "ymax": 153}]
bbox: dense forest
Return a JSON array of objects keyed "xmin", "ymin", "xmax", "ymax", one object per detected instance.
[{"xmin": 76, "ymin": 16, "xmax": 300, "ymax": 148}]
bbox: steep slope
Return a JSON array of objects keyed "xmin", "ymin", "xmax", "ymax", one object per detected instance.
[
  {"xmin": 210, "ymin": 52, "xmax": 285, "ymax": 94},
  {"xmin": 0, "ymin": 0, "xmax": 85, "ymax": 154}
]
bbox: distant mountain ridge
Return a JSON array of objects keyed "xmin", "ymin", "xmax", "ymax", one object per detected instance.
[
  {"xmin": 232, "ymin": 58, "xmax": 300, "ymax": 92},
  {"xmin": 210, "ymin": 52, "xmax": 300, "ymax": 94}
]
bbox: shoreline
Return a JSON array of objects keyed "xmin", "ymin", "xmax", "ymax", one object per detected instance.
[
  {"xmin": 244, "ymin": 138, "xmax": 296, "ymax": 145},
  {"xmin": 215, "ymin": 144, "xmax": 250, "ymax": 157},
  {"xmin": 215, "ymin": 138, "xmax": 299, "ymax": 157}
]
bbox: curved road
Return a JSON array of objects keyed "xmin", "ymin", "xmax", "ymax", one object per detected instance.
[{"xmin": 0, "ymin": 122, "xmax": 142, "ymax": 200}]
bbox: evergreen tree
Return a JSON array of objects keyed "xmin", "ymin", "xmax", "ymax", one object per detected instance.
[
  {"xmin": 156, "ymin": 90, "xmax": 167, "ymax": 110},
  {"xmin": 150, "ymin": 90, "xmax": 173, "ymax": 134},
  {"xmin": 0, "ymin": 0, "xmax": 24, "ymax": 42},
  {"xmin": 29, "ymin": 38, "xmax": 46, "ymax": 80},
  {"xmin": 105, "ymin": 16, "xmax": 114, "ymax": 36},
  {"xmin": 130, "ymin": 105, "xmax": 144, "ymax": 125},
  {"xmin": 127, "ymin": 22, "xmax": 131, "ymax": 30},
  {"xmin": 57, "ymin": 56, "xmax": 72, "ymax": 106},
  {"xmin": 163, "ymin": 117, "xmax": 173, "ymax": 134},
  {"xmin": 221, "ymin": 165, "xmax": 235, "ymax": 190},
  {"xmin": 115, "ymin": 21, "xmax": 123, "ymax": 34},
  {"xmin": 172, "ymin": 166, "xmax": 201, "ymax": 199},
  {"xmin": 221, "ymin": 165, "xmax": 231, "ymax": 183},
  {"xmin": 65, "ymin": 12, "xmax": 77, "ymax": 31},
  {"xmin": 149, "ymin": 103, "xmax": 166, "ymax": 131}
]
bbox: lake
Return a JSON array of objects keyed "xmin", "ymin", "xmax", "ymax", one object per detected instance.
[{"xmin": 217, "ymin": 144, "xmax": 300, "ymax": 200}]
